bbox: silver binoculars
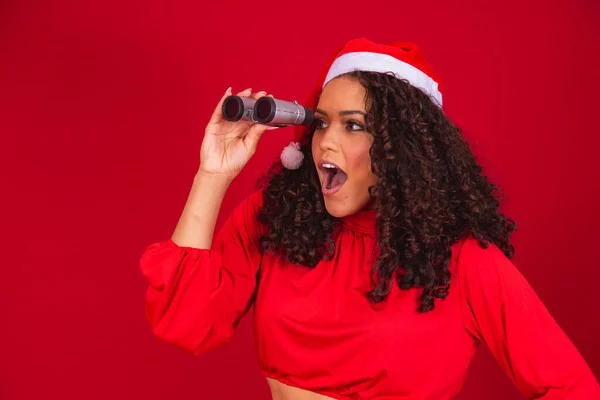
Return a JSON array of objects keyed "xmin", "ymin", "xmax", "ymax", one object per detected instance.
[{"xmin": 222, "ymin": 95, "xmax": 314, "ymax": 127}]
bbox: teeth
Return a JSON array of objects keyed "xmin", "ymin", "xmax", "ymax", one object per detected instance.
[{"xmin": 322, "ymin": 163, "xmax": 337, "ymax": 169}]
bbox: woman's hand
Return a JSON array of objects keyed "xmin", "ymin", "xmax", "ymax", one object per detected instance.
[{"xmin": 199, "ymin": 87, "xmax": 271, "ymax": 179}]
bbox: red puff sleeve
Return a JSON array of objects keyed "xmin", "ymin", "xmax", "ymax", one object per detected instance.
[
  {"xmin": 456, "ymin": 239, "xmax": 600, "ymax": 399},
  {"xmin": 139, "ymin": 191, "xmax": 264, "ymax": 355}
]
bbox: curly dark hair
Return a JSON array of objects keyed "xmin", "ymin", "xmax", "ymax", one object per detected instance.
[{"xmin": 257, "ymin": 71, "xmax": 516, "ymax": 312}]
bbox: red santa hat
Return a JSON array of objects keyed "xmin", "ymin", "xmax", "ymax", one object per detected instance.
[{"xmin": 280, "ymin": 37, "xmax": 442, "ymax": 170}]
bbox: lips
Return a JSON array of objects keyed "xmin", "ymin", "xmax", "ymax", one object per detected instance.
[{"xmin": 318, "ymin": 160, "xmax": 348, "ymax": 196}]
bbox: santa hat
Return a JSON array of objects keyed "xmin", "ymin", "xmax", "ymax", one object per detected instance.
[{"xmin": 280, "ymin": 37, "xmax": 442, "ymax": 170}]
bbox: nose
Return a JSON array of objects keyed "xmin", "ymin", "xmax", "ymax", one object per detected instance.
[{"xmin": 317, "ymin": 125, "xmax": 341, "ymax": 153}]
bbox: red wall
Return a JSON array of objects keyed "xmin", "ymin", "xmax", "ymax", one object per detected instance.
[{"xmin": 1, "ymin": 1, "xmax": 598, "ymax": 399}]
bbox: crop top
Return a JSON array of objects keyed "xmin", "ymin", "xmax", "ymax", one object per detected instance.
[{"xmin": 139, "ymin": 190, "xmax": 600, "ymax": 399}]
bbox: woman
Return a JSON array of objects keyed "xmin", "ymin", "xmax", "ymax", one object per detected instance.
[{"xmin": 140, "ymin": 38, "xmax": 599, "ymax": 399}]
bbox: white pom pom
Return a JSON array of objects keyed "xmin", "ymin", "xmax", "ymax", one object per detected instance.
[{"xmin": 280, "ymin": 142, "xmax": 304, "ymax": 170}]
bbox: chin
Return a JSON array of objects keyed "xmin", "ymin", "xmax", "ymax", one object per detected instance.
[
  {"xmin": 322, "ymin": 192, "xmax": 368, "ymax": 218},
  {"xmin": 323, "ymin": 200, "xmax": 350, "ymax": 218}
]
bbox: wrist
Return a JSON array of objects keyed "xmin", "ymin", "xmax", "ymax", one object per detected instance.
[{"xmin": 194, "ymin": 169, "xmax": 235, "ymax": 188}]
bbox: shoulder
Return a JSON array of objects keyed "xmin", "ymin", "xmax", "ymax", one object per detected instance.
[
  {"xmin": 451, "ymin": 237, "xmax": 518, "ymax": 288},
  {"xmin": 230, "ymin": 189, "xmax": 265, "ymax": 216},
  {"xmin": 220, "ymin": 189, "xmax": 266, "ymax": 236},
  {"xmin": 454, "ymin": 237, "xmax": 509, "ymax": 265},
  {"xmin": 213, "ymin": 189, "xmax": 268, "ymax": 246},
  {"xmin": 248, "ymin": 188, "xmax": 265, "ymax": 204}
]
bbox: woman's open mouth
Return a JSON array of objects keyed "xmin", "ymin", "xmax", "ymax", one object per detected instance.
[{"xmin": 319, "ymin": 160, "xmax": 348, "ymax": 197}]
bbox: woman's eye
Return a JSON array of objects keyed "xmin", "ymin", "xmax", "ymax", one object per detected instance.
[
  {"xmin": 315, "ymin": 118, "xmax": 328, "ymax": 130},
  {"xmin": 346, "ymin": 120, "xmax": 364, "ymax": 131}
]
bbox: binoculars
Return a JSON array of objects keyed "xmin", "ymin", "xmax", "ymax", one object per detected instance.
[{"xmin": 222, "ymin": 95, "xmax": 314, "ymax": 127}]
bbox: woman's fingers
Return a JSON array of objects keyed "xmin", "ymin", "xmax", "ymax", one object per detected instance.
[
  {"xmin": 208, "ymin": 87, "xmax": 232, "ymax": 125},
  {"xmin": 251, "ymin": 90, "xmax": 267, "ymax": 100},
  {"xmin": 236, "ymin": 88, "xmax": 252, "ymax": 96}
]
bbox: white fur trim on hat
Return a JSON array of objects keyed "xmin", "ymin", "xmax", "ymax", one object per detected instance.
[{"xmin": 323, "ymin": 51, "xmax": 443, "ymax": 107}]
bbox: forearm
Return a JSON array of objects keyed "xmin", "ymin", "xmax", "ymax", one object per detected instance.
[{"xmin": 171, "ymin": 171, "xmax": 233, "ymax": 249}]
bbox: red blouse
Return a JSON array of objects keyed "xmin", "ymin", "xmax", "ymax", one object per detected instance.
[{"xmin": 140, "ymin": 190, "xmax": 599, "ymax": 399}]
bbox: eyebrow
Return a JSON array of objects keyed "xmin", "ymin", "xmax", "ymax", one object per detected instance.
[{"xmin": 315, "ymin": 108, "xmax": 366, "ymax": 117}]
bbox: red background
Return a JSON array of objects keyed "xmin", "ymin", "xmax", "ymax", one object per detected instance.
[{"xmin": 1, "ymin": 0, "xmax": 599, "ymax": 399}]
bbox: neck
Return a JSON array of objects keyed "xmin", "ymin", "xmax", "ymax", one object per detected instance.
[{"xmin": 362, "ymin": 196, "xmax": 378, "ymax": 210}]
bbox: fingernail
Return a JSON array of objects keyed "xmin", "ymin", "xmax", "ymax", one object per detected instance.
[
  {"xmin": 225, "ymin": 87, "xmax": 231, "ymax": 95},
  {"xmin": 257, "ymin": 91, "xmax": 266, "ymax": 95}
]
